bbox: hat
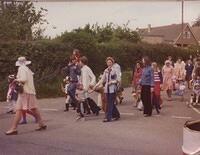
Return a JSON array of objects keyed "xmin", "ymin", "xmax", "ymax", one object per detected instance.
[
  {"xmin": 15, "ymin": 56, "xmax": 31, "ymax": 67},
  {"xmin": 165, "ymin": 60, "xmax": 171, "ymax": 65},
  {"xmin": 8, "ymin": 74, "xmax": 15, "ymax": 79}
]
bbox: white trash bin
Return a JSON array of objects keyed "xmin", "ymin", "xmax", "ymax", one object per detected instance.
[{"xmin": 182, "ymin": 120, "xmax": 200, "ymax": 155}]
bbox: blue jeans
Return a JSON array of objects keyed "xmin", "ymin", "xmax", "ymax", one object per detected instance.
[
  {"xmin": 106, "ymin": 93, "xmax": 120, "ymax": 121},
  {"xmin": 67, "ymin": 82, "xmax": 77, "ymax": 108}
]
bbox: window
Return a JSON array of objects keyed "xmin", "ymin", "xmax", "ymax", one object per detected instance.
[{"xmin": 183, "ymin": 31, "xmax": 191, "ymax": 39}]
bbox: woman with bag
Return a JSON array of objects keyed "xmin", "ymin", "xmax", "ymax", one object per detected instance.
[
  {"xmin": 6, "ymin": 57, "xmax": 47, "ymax": 135},
  {"xmin": 94, "ymin": 57, "xmax": 120, "ymax": 122}
]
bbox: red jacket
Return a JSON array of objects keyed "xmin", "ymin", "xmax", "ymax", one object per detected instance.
[{"xmin": 132, "ymin": 68, "xmax": 143, "ymax": 86}]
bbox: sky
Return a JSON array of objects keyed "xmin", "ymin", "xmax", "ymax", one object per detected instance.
[{"xmin": 34, "ymin": 1, "xmax": 200, "ymax": 37}]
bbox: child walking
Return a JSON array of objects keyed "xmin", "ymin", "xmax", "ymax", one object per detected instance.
[
  {"xmin": 152, "ymin": 62, "xmax": 163, "ymax": 114},
  {"xmin": 6, "ymin": 75, "xmax": 18, "ymax": 114},
  {"xmin": 190, "ymin": 66, "xmax": 200, "ymax": 105},
  {"xmin": 61, "ymin": 76, "xmax": 71, "ymax": 111}
]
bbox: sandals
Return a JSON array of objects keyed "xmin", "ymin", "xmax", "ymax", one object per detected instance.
[
  {"xmin": 5, "ymin": 130, "xmax": 18, "ymax": 135},
  {"xmin": 5, "ymin": 125, "xmax": 47, "ymax": 135},
  {"xmin": 35, "ymin": 125, "xmax": 47, "ymax": 131}
]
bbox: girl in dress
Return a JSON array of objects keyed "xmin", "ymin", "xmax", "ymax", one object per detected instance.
[
  {"xmin": 132, "ymin": 62, "xmax": 143, "ymax": 107},
  {"xmin": 162, "ymin": 60, "xmax": 174, "ymax": 101}
]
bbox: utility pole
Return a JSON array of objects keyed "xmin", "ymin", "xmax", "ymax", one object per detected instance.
[{"xmin": 181, "ymin": 0, "xmax": 184, "ymax": 48}]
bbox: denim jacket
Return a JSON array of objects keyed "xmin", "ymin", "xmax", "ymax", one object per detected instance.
[
  {"xmin": 140, "ymin": 66, "xmax": 154, "ymax": 87},
  {"xmin": 64, "ymin": 63, "xmax": 81, "ymax": 82}
]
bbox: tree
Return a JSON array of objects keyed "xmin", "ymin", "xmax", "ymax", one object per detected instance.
[
  {"xmin": 0, "ymin": 1, "xmax": 48, "ymax": 41},
  {"xmin": 193, "ymin": 15, "xmax": 200, "ymax": 27}
]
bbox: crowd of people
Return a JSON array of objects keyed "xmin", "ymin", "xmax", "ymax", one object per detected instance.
[
  {"xmin": 132, "ymin": 55, "xmax": 200, "ymax": 117},
  {"xmin": 4, "ymin": 49, "xmax": 200, "ymax": 135},
  {"xmin": 61, "ymin": 50, "xmax": 121, "ymax": 122}
]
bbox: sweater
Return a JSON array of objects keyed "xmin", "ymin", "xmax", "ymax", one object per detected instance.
[
  {"xmin": 80, "ymin": 65, "xmax": 96, "ymax": 91},
  {"xmin": 16, "ymin": 65, "xmax": 36, "ymax": 95}
]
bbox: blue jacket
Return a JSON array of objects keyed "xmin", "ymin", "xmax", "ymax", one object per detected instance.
[
  {"xmin": 185, "ymin": 64, "xmax": 194, "ymax": 77},
  {"xmin": 63, "ymin": 63, "xmax": 81, "ymax": 82},
  {"xmin": 140, "ymin": 66, "xmax": 154, "ymax": 87}
]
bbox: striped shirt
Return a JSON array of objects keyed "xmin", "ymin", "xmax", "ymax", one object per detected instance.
[{"xmin": 154, "ymin": 71, "xmax": 163, "ymax": 83}]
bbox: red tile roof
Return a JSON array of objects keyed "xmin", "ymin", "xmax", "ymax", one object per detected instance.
[
  {"xmin": 140, "ymin": 23, "xmax": 188, "ymax": 42},
  {"xmin": 192, "ymin": 26, "xmax": 200, "ymax": 42}
]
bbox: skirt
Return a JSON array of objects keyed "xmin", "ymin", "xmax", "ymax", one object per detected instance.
[{"xmin": 15, "ymin": 93, "xmax": 38, "ymax": 110}]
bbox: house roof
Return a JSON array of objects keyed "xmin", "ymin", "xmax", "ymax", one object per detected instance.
[
  {"xmin": 139, "ymin": 23, "xmax": 188, "ymax": 42},
  {"xmin": 192, "ymin": 26, "xmax": 200, "ymax": 42}
]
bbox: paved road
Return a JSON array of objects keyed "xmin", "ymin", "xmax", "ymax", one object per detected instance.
[{"xmin": 0, "ymin": 88, "xmax": 199, "ymax": 155}]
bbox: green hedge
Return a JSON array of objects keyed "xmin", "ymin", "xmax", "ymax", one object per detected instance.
[{"xmin": 0, "ymin": 39, "xmax": 198, "ymax": 101}]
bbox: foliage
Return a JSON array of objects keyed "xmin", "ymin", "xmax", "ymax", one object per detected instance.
[
  {"xmin": 0, "ymin": 1, "xmax": 47, "ymax": 41},
  {"xmin": 193, "ymin": 15, "xmax": 200, "ymax": 27},
  {"xmin": 0, "ymin": 2, "xmax": 198, "ymax": 100}
]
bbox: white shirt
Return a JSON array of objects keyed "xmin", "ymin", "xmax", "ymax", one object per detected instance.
[
  {"xmin": 112, "ymin": 63, "xmax": 122, "ymax": 82},
  {"xmin": 17, "ymin": 65, "xmax": 36, "ymax": 95},
  {"xmin": 80, "ymin": 65, "xmax": 96, "ymax": 91}
]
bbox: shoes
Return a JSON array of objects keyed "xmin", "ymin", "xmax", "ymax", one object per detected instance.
[
  {"xmin": 11, "ymin": 111, "xmax": 16, "ymax": 114},
  {"xmin": 76, "ymin": 116, "xmax": 85, "ymax": 121},
  {"xmin": 156, "ymin": 111, "xmax": 160, "ymax": 114},
  {"xmin": 112, "ymin": 117, "xmax": 120, "ymax": 121},
  {"xmin": 119, "ymin": 97, "xmax": 124, "ymax": 104},
  {"xmin": 95, "ymin": 111, "xmax": 100, "ymax": 116},
  {"xmin": 35, "ymin": 125, "xmax": 47, "ymax": 131},
  {"xmin": 19, "ymin": 120, "xmax": 27, "ymax": 125},
  {"xmin": 6, "ymin": 110, "xmax": 14, "ymax": 114},
  {"xmin": 64, "ymin": 104, "xmax": 69, "ymax": 112},
  {"xmin": 103, "ymin": 119, "xmax": 111, "ymax": 123},
  {"xmin": 144, "ymin": 114, "xmax": 151, "ymax": 117},
  {"xmin": 86, "ymin": 111, "xmax": 91, "ymax": 115},
  {"xmin": 5, "ymin": 130, "xmax": 18, "ymax": 135}
]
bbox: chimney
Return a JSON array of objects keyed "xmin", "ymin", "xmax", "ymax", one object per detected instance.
[{"xmin": 148, "ymin": 24, "xmax": 151, "ymax": 33}]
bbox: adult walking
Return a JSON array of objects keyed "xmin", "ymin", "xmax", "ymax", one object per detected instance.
[
  {"xmin": 63, "ymin": 55, "xmax": 81, "ymax": 111},
  {"xmin": 94, "ymin": 57, "xmax": 120, "ymax": 122},
  {"xmin": 174, "ymin": 57, "xmax": 186, "ymax": 81},
  {"xmin": 140, "ymin": 56, "xmax": 154, "ymax": 117},
  {"xmin": 162, "ymin": 60, "xmax": 174, "ymax": 101},
  {"xmin": 185, "ymin": 59, "xmax": 194, "ymax": 89},
  {"xmin": 6, "ymin": 57, "xmax": 46, "ymax": 135}
]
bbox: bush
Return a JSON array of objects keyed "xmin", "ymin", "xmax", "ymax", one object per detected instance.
[
  {"xmin": 0, "ymin": 25, "xmax": 199, "ymax": 101},
  {"xmin": 121, "ymin": 71, "xmax": 133, "ymax": 88}
]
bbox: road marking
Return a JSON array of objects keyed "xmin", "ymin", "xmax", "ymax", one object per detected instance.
[
  {"xmin": 100, "ymin": 112, "xmax": 134, "ymax": 116},
  {"xmin": 1, "ymin": 106, "xmax": 59, "ymax": 112},
  {"xmin": 171, "ymin": 116, "xmax": 192, "ymax": 119},
  {"xmin": 41, "ymin": 108, "xmax": 59, "ymax": 111},
  {"xmin": 190, "ymin": 106, "xmax": 200, "ymax": 114}
]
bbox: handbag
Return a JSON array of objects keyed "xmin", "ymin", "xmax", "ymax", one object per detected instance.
[{"xmin": 15, "ymin": 82, "xmax": 24, "ymax": 94}]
